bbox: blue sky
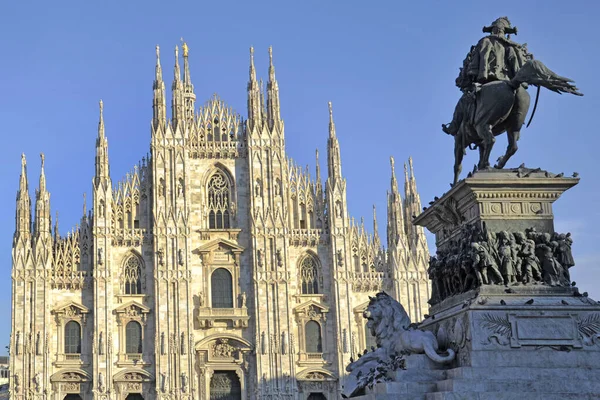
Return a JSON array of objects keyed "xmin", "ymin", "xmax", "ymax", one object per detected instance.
[{"xmin": 0, "ymin": 1, "xmax": 598, "ymax": 352}]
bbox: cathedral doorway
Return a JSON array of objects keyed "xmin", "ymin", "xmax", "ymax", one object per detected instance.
[
  {"xmin": 63, "ymin": 395, "xmax": 83, "ymax": 400},
  {"xmin": 307, "ymin": 394, "xmax": 327, "ymax": 400},
  {"xmin": 125, "ymin": 394, "xmax": 144, "ymax": 400},
  {"xmin": 210, "ymin": 370, "xmax": 241, "ymax": 400}
]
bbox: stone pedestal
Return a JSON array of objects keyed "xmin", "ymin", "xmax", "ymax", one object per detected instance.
[
  {"xmin": 413, "ymin": 168, "xmax": 578, "ymax": 251},
  {"xmin": 352, "ymin": 169, "xmax": 600, "ymax": 400}
]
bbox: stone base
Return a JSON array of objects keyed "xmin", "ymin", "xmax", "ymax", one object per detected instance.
[{"xmin": 352, "ymin": 289, "xmax": 600, "ymax": 400}]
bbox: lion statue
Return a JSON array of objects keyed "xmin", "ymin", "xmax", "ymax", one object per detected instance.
[{"xmin": 342, "ymin": 292, "xmax": 455, "ymax": 397}]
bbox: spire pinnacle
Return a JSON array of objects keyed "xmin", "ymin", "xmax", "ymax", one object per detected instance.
[
  {"xmin": 249, "ymin": 47, "xmax": 257, "ymax": 82},
  {"xmin": 326, "ymin": 102, "xmax": 343, "ymax": 182},
  {"xmin": 98, "ymin": 100, "xmax": 105, "ymax": 138},
  {"xmin": 266, "ymin": 46, "xmax": 281, "ymax": 130},
  {"xmin": 373, "ymin": 204, "xmax": 379, "ymax": 232},
  {"xmin": 156, "ymin": 45, "xmax": 162, "ymax": 79},
  {"xmin": 19, "ymin": 153, "xmax": 27, "ymax": 194},
  {"xmin": 14, "ymin": 152, "xmax": 32, "ymax": 241},
  {"xmin": 328, "ymin": 101, "xmax": 336, "ymax": 138},
  {"xmin": 174, "ymin": 45, "xmax": 181, "ymax": 82},
  {"xmin": 95, "ymin": 101, "xmax": 110, "ymax": 185},
  {"xmin": 39, "ymin": 153, "xmax": 46, "ymax": 193},
  {"xmin": 404, "ymin": 162, "xmax": 409, "ymax": 184},
  {"xmin": 409, "ymin": 156, "xmax": 415, "ymax": 179},
  {"xmin": 268, "ymin": 46, "xmax": 275, "ymax": 81},
  {"xmin": 315, "ymin": 149, "xmax": 321, "ymax": 182},
  {"xmin": 83, "ymin": 192, "xmax": 87, "ymax": 217},
  {"xmin": 34, "ymin": 152, "xmax": 51, "ymax": 239}
]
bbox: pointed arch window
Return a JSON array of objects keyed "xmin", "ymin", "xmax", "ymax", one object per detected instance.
[
  {"xmin": 208, "ymin": 171, "xmax": 231, "ymax": 229},
  {"xmin": 300, "ymin": 256, "xmax": 319, "ymax": 295},
  {"xmin": 305, "ymin": 321, "xmax": 323, "ymax": 353},
  {"xmin": 126, "ymin": 321, "xmax": 143, "ymax": 354},
  {"xmin": 64, "ymin": 321, "xmax": 81, "ymax": 354},
  {"xmin": 211, "ymin": 268, "xmax": 233, "ymax": 308},
  {"xmin": 123, "ymin": 255, "xmax": 143, "ymax": 295}
]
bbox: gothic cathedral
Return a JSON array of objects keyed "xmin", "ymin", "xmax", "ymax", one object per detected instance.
[{"xmin": 10, "ymin": 44, "xmax": 430, "ymax": 400}]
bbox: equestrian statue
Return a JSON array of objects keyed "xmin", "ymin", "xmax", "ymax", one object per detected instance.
[{"xmin": 442, "ymin": 17, "xmax": 583, "ymax": 185}]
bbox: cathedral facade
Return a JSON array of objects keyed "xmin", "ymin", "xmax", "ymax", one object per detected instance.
[{"xmin": 10, "ymin": 44, "xmax": 430, "ymax": 400}]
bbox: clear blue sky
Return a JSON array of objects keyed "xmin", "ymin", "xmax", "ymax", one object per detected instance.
[{"xmin": 0, "ymin": 1, "xmax": 598, "ymax": 353}]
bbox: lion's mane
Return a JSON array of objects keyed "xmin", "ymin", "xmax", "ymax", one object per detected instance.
[{"xmin": 369, "ymin": 292, "xmax": 412, "ymax": 346}]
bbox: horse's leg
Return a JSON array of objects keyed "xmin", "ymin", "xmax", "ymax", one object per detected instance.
[
  {"xmin": 496, "ymin": 87, "xmax": 530, "ymax": 169},
  {"xmin": 495, "ymin": 130, "xmax": 519, "ymax": 169},
  {"xmin": 476, "ymin": 123, "xmax": 495, "ymax": 169},
  {"xmin": 453, "ymin": 136, "xmax": 465, "ymax": 185}
]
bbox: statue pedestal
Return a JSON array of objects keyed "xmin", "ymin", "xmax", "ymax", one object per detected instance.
[
  {"xmin": 352, "ymin": 169, "xmax": 600, "ymax": 400},
  {"xmin": 413, "ymin": 168, "xmax": 578, "ymax": 251}
]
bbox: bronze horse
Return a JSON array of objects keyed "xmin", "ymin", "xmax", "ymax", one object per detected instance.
[{"xmin": 447, "ymin": 59, "xmax": 582, "ymax": 185}]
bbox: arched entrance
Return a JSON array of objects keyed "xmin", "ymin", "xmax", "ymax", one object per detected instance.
[
  {"xmin": 125, "ymin": 394, "xmax": 144, "ymax": 400},
  {"xmin": 210, "ymin": 371, "xmax": 241, "ymax": 400},
  {"xmin": 308, "ymin": 394, "xmax": 327, "ymax": 400},
  {"xmin": 63, "ymin": 395, "xmax": 83, "ymax": 400}
]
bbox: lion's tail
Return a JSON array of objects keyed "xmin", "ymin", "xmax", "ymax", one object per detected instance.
[{"xmin": 423, "ymin": 337, "xmax": 456, "ymax": 364}]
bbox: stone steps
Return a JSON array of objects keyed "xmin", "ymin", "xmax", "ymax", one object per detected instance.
[
  {"xmin": 425, "ymin": 392, "xmax": 600, "ymax": 400},
  {"xmin": 436, "ymin": 377, "xmax": 600, "ymax": 393},
  {"xmin": 446, "ymin": 366, "xmax": 600, "ymax": 381}
]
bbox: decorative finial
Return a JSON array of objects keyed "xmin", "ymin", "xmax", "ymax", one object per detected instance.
[
  {"xmin": 156, "ymin": 45, "xmax": 160, "ymax": 59},
  {"xmin": 83, "ymin": 193, "xmax": 87, "ymax": 215},
  {"xmin": 175, "ymin": 45, "xmax": 179, "ymax": 59},
  {"xmin": 409, "ymin": 156, "xmax": 414, "ymax": 178},
  {"xmin": 40, "ymin": 153, "xmax": 45, "ymax": 169},
  {"xmin": 250, "ymin": 46, "xmax": 254, "ymax": 59},
  {"xmin": 404, "ymin": 162, "xmax": 408, "ymax": 181},
  {"xmin": 390, "ymin": 156, "xmax": 395, "ymax": 170},
  {"xmin": 21, "ymin": 153, "xmax": 26, "ymax": 167},
  {"xmin": 328, "ymin": 102, "xmax": 333, "ymax": 119},
  {"xmin": 269, "ymin": 46, "xmax": 273, "ymax": 64},
  {"xmin": 99, "ymin": 99, "xmax": 103, "ymax": 114}
]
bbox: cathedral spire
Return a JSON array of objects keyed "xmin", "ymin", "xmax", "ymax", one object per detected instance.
[
  {"xmin": 34, "ymin": 153, "xmax": 51, "ymax": 239},
  {"xmin": 14, "ymin": 153, "xmax": 31, "ymax": 242},
  {"xmin": 54, "ymin": 211, "xmax": 59, "ymax": 241},
  {"xmin": 387, "ymin": 156, "xmax": 406, "ymax": 250},
  {"xmin": 247, "ymin": 46, "xmax": 262, "ymax": 130},
  {"xmin": 315, "ymin": 149, "xmax": 322, "ymax": 184},
  {"xmin": 403, "ymin": 157, "xmax": 427, "ymax": 255},
  {"xmin": 259, "ymin": 79, "xmax": 266, "ymax": 121},
  {"xmin": 153, "ymin": 45, "xmax": 166, "ymax": 129},
  {"xmin": 181, "ymin": 40, "xmax": 196, "ymax": 126},
  {"xmin": 327, "ymin": 102, "xmax": 342, "ymax": 182},
  {"xmin": 95, "ymin": 100, "xmax": 110, "ymax": 187},
  {"xmin": 172, "ymin": 45, "xmax": 184, "ymax": 129},
  {"xmin": 373, "ymin": 204, "xmax": 381, "ymax": 247},
  {"xmin": 266, "ymin": 46, "xmax": 282, "ymax": 130},
  {"xmin": 173, "ymin": 45, "xmax": 181, "ymax": 85}
]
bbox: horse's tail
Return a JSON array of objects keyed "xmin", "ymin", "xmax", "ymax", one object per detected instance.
[
  {"xmin": 423, "ymin": 336, "xmax": 456, "ymax": 364},
  {"xmin": 511, "ymin": 60, "xmax": 583, "ymax": 96}
]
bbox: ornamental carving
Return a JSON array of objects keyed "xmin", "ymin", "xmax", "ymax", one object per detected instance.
[
  {"xmin": 428, "ymin": 223, "xmax": 576, "ymax": 304},
  {"xmin": 212, "ymin": 338, "xmax": 237, "ymax": 358},
  {"xmin": 62, "ymin": 382, "xmax": 80, "ymax": 392}
]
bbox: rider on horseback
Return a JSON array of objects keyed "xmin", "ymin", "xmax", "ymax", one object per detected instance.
[{"xmin": 443, "ymin": 17, "xmax": 532, "ymax": 136}]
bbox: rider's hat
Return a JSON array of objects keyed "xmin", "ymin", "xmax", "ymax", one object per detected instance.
[{"xmin": 483, "ymin": 16, "xmax": 518, "ymax": 35}]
